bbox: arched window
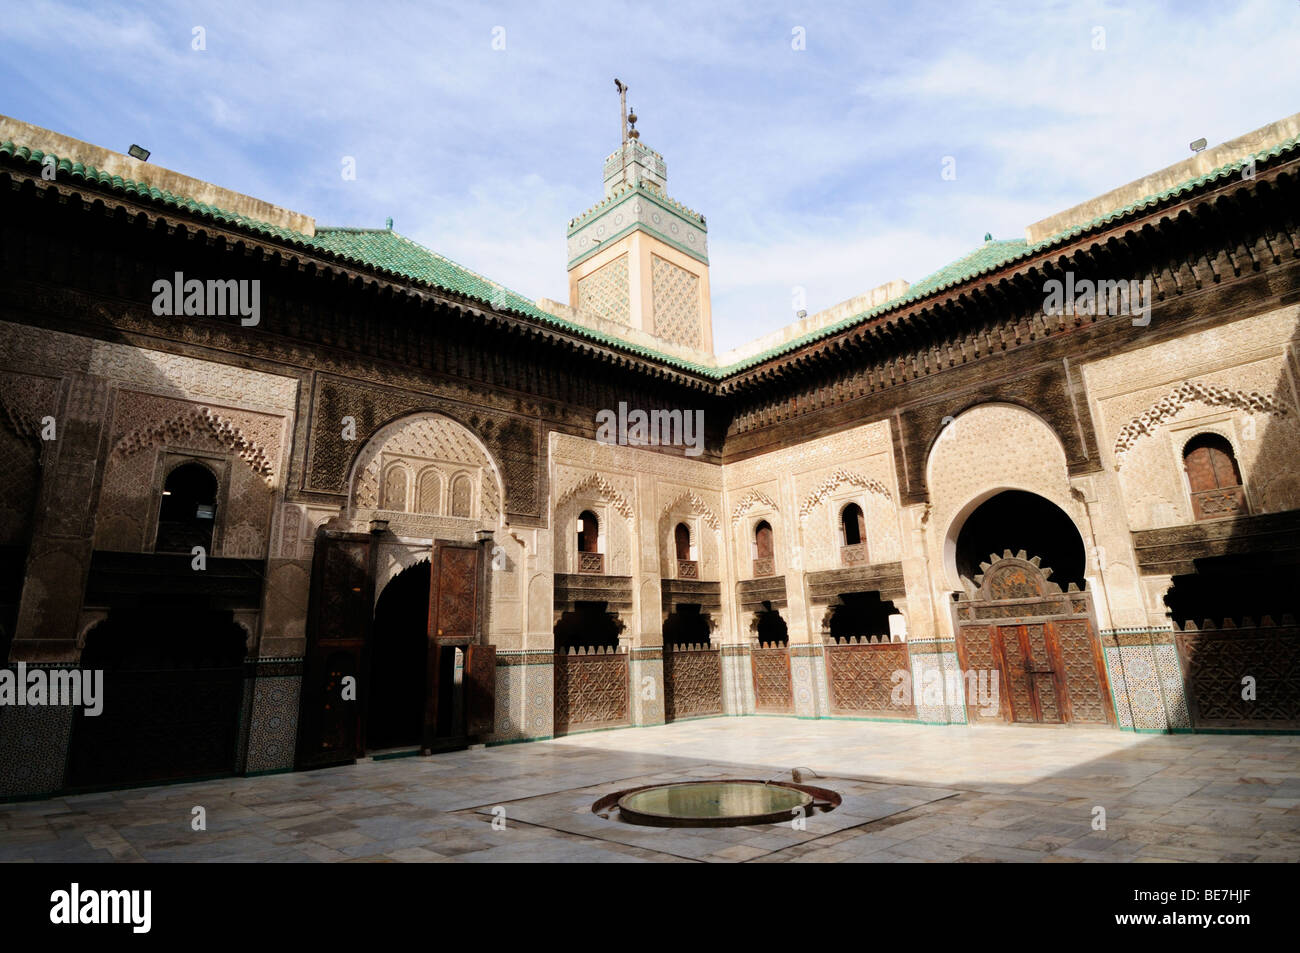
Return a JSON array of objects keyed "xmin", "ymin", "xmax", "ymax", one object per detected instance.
[
  {"xmin": 156, "ymin": 462, "xmax": 218, "ymax": 553},
  {"xmin": 382, "ymin": 465, "xmax": 408, "ymax": 512},
  {"xmin": 416, "ymin": 468, "xmax": 441, "ymax": 514},
  {"xmin": 675, "ymin": 522, "xmax": 697, "ymax": 578},
  {"xmin": 841, "ymin": 503, "xmax": 865, "ymax": 545},
  {"xmin": 674, "ymin": 523, "xmax": 691, "ymax": 560},
  {"xmin": 753, "ymin": 520, "xmax": 774, "ymax": 577},
  {"xmin": 578, "ymin": 511, "xmax": 599, "ymax": 552},
  {"xmin": 577, "ymin": 511, "xmax": 602, "ymax": 574},
  {"xmin": 1183, "ymin": 433, "xmax": 1247, "ymax": 520},
  {"xmin": 450, "ymin": 473, "xmax": 472, "ymax": 518},
  {"xmin": 840, "ymin": 502, "xmax": 867, "ymax": 565}
]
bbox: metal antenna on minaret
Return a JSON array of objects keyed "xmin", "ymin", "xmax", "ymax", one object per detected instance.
[{"xmin": 614, "ymin": 78, "xmax": 628, "ymax": 145}]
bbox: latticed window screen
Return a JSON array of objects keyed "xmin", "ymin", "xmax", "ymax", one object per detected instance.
[{"xmin": 416, "ymin": 468, "xmax": 441, "ymax": 514}]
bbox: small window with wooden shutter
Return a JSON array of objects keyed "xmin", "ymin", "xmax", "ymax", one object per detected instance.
[{"xmin": 1183, "ymin": 433, "xmax": 1247, "ymax": 521}]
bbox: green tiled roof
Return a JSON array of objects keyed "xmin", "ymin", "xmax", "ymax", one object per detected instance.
[
  {"xmin": 0, "ymin": 138, "xmax": 717, "ymax": 377},
  {"xmin": 906, "ymin": 239, "xmax": 1028, "ymax": 298},
  {"xmin": 4, "ymin": 128, "xmax": 1298, "ymax": 382},
  {"xmin": 715, "ymin": 132, "xmax": 1300, "ymax": 376},
  {"xmin": 306, "ymin": 227, "xmax": 716, "ymax": 373},
  {"xmin": 0, "ymin": 143, "xmax": 309, "ymax": 244},
  {"xmin": 310, "ymin": 227, "xmax": 539, "ymax": 316}
]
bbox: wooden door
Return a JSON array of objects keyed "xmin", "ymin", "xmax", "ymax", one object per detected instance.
[
  {"xmin": 298, "ymin": 533, "xmax": 373, "ymax": 769},
  {"xmin": 995, "ymin": 624, "xmax": 1065, "ymax": 724},
  {"xmin": 424, "ymin": 543, "xmax": 483, "ymax": 747},
  {"xmin": 429, "ymin": 544, "xmax": 479, "ymax": 641},
  {"xmin": 464, "ymin": 644, "xmax": 496, "ymax": 737},
  {"xmin": 1048, "ymin": 618, "xmax": 1114, "ymax": 725}
]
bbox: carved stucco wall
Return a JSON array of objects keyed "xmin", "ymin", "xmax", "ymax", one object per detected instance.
[
  {"xmin": 552, "ymin": 466, "xmax": 636, "ymax": 577},
  {"xmin": 795, "ymin": 467, "xmax": 900, "ymax": 572},
  {"xmin": 95, "ymin": 391, "xmax": 287, "ymax": 558},
  {"xmin": 550, "ymin": 432, "xmax": 722, "ymax": 648},
  {"xmin": 0, "ymin": 320, "xmax": 301, "ymax": 660},
  {"xmin": 729, "ymin": 486, "xmax": 783, "ymax": 576},
  {"xmin": 651, "ymin": 254, "xmax": 702, "ymax": 350},
  {"xmin": 0, "ymin": 369, "xmax": 58, "ymax": 548},
  {"xmin": 343, "ymin": 412, "xmax": 520, "ymax": 648},
  {"xmin": 921, "ymin": 401, "xmax": 1147, "ymax": 630},
  {"xmin": 926, "ymin": 402, "xmax": 1076, "ymax": 546},
  {"xmin": 656, "ymin": 487, "xmax": 722, "ymax": 579},
  {"xmin": 576, "ymin": 253, "xmax": 631, "ymax": 326},
  {"xmin": 347, "ymin": 413, "xmax": 503, "ymax": 528},
  {"xmin": 1082, "ymin": 306, "xmax": 1300, "ymax": 530},
  {"xmin": 722, "ymin": 419, "xmax": 907, "ymax": 642}
]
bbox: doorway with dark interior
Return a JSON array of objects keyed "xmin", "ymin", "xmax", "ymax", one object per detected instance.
[
  {"xmin": 367, "ymin": 560, "xmax": 431, "ymax": 752},
  {"xmin": 66, "ymin": 606, "xmax": 246, "ymax": 789}
]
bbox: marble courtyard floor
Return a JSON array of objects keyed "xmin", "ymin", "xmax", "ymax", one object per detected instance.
[{"xmin": 2, "ymin": 717, "xmax": 1298, "ymax": 863}]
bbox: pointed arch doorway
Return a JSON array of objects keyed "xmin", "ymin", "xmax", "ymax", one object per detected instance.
[
  {"xmin": 950, "ymin": 491, "xmax": 1114, "ymax": 726},
  {"xmin": 297, "ymin": 534, "xmax": 494, "ymax": 768},
  {"xmin": 368, "ymin": 561, "xmax": 433, "ymax": 751}
]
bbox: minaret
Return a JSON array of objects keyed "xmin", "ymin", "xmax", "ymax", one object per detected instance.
[{"xmin": 566, "ymin": 82, "xmax": 713, "ymax": 354}]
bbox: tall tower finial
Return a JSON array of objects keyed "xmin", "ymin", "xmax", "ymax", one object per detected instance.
[{"xmin": 614, "ymin": 78, "xmax": 628, "ymax": 144}]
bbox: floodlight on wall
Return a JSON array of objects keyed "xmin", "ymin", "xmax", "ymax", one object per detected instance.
[
  {"xmin": 1189, "ymin": 138, "xmax": 1207, "ymax": 153},
  {"xmin": 128, "ymin": 144, "xmax": 151, "ymax": 161},
  {"xmin": 368, "ymin": 519, "xmax": 389, "ymax": 534}
]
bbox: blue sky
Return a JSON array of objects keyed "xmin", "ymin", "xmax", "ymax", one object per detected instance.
[{"xmin": 2, "ymin": 1, "xmax": 1297, "ymax": 353}]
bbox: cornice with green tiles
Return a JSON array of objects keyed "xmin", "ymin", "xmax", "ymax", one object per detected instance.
[
  {"xmin": 5, "ymin": 130, "xmax": 1297, "ymax": 384},
  {"xmin": 567, "ymin": 217, "xmax": 710, "ymax": 269},
  {"xmin": 567, "ymin": 180, "xmax": 705, "ymax": 234}
]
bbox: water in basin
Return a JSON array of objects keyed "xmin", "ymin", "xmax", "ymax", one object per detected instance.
[{"xmin": 617, "ymin": 781, "xmax": 812, "ymax": 821}]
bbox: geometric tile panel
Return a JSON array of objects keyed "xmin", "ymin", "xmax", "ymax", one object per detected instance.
[
  {"xmin": 790, "ymin": 652, "xmax": 819, "ymax": 717},
  {"xmin": 812, "ymin": 651, "xmax": 831, "ymax": 716},
  {"xmin": 630, "ymin": 653, "xmax": 665, "ymax": 726},
  {"xmin": 244, "ymin": 676, "xmax": 301, "ymax": 774},
  {"xmin": 1154, "ymin": 643, "xmax": 1191, "ymax": 729},
  {"xmin": 0, "ymin": 702, "xmax": 74, "ymax": 797},
  {"xmin": 911, "ymin": 649, "xmax": 968, "ymax": 724},
  {"xmin": 942, "ymin": 652, "xmax": 968, "ymax": 724},
  {"xmin": 492, "ymin": 657, "xmax": 554, "ymax": 742},
  {"xmin": 1105, "ymin": 646, "xmax": 1136, "ymax": 729},
  {"xmin": 909, "ymin": 654, "xmax": 946, "ymax": 724},
  {"xmin": 720, "ymin": 650, "xmax": 754, "ymax": 715},
  {"xmin": 1112, "ymin": 644, "xmax": 1168, "ymax": 730}
]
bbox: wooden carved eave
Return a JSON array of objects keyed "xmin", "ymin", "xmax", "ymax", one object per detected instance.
[
  {"xmin": 3, "ymin": 159, "xmax": 716, "ymax": 393},
  {"xmin": 4, "ymin": 144, "xmax": 1298, "ymax": 408},
  {"xmin": 717, "ymin": 154, "xmax": 1300, "ymax": 398}
]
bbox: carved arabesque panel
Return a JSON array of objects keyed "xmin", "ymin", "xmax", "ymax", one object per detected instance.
[
  {"xmin": 554, "ymin": 652, "xmax": 630, "ymax": 732},
  {"xmin": 664, "ymin": 647, "xmax": 723, "ymax": 719}
]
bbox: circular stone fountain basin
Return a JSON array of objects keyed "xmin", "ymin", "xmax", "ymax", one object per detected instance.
[{"xmin": 594, "ymin": 779, "xmax": 837, "ymax": 827}]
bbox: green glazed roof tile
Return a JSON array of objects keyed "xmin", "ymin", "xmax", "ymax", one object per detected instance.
[
  {"xmin": 4, "ymin": 130, "xmax": 1298, "ymax": 382},
  {"xmin": 715, "ymin": 134, "xmax": 1300, "ymax": 376}
]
